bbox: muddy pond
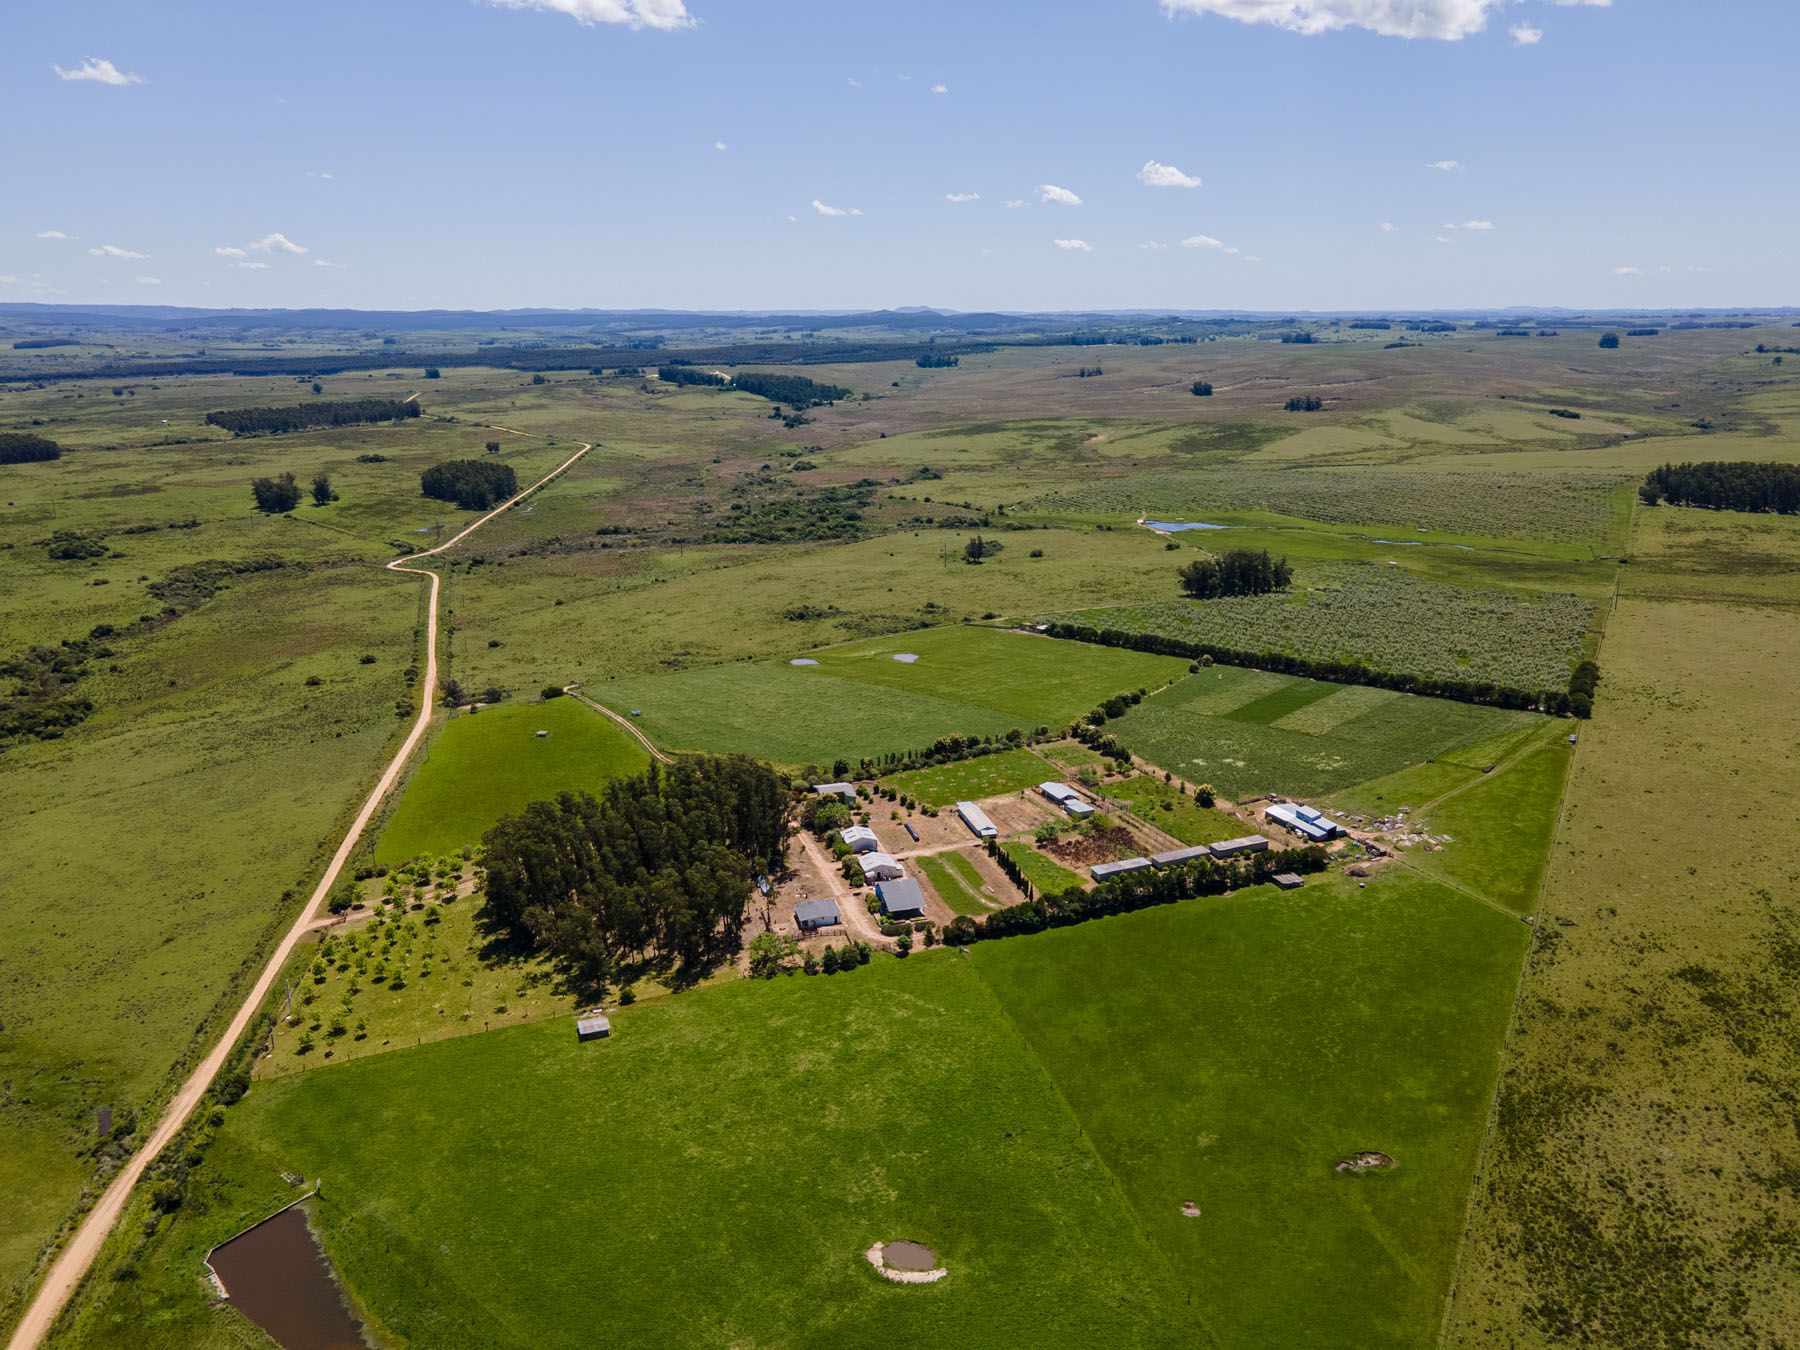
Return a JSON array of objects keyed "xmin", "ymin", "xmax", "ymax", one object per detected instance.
[{"xmin": 208, "ymin": 1205, "xmax": 368, "ymax": 1350}]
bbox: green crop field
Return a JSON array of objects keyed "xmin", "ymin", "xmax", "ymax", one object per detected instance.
[
  {"xmin": 1051, "ymin": 564, "xmax": 1596, "ymax": 692},
  {"xmin": 973, "ymin": 871, "xmax": 1528, "ymax": 1350},
  {"xmin": 590, "ymin": 627, "xmax": 1186, "ymax": 767},
  {"xmin": 1100, "ymin": 774, "xmax": 1253, "ymax": 844},
  {"xmin": 1404, "ymin": 735, "xmax": 1570, "ymax": 913},
  {"xmin": 71, "ymin": 955, "xmax": 1196, "ymax": 1350},
  {"xmin": 374, "ymin": 697, "xmax": 650, "ymax": 862},
  {"xmin": 915, "ymin": 852, "xmax": 993, "ymax": 916},
  {"xmin": 882, "ymin": 746, "xmax": 1055, "ymax": 807},
  {"xmin": 1111, "ymin": 669, "xmax": 1542, "ymax": 801},
  {"xmin": 1000, "ymin": 840, "xmax": 1084, "ymax": 896}
]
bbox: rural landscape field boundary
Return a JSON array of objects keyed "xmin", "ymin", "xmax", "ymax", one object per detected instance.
[{"xmin": 4, "ymin": 437, "xmax": 594, "ymax": 1350}]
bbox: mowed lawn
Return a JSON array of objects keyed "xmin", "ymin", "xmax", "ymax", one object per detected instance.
[
  {"xmin": 374, "ymin": 698, "xmax": 650, "ymax": 862},
  {"xmin": 1000, "ymin": 840, "xmax": 1084, "ymax": 896},
  {"xmin": 590, "ymin": 626, "xmax": 1188, "ymax": 766},
  {"xmin": 1408, "ymin": 737, "xmax": 1572, "ymax": 913},
  {"xmin": 210, "ymin": 956, "xmax": 1198, "ymax": 1350},
  {"xmin": 1115, "ymin": 666, "xmax": 1542, "ymax": 800},
  {"xmin": 883, "ymin": 746, "xmax": 1056, "ymax": 807},
  {"xmin": 916, "ymin": 852, "xmax": 993, "ymax": 916},
  {"xmin": 973, "ymin": 871, "xmax": 1528, "ymax": 1350},
  {"xmin": 1101, "ymin": 774, "xmax": 1254, "ymax": 845}
]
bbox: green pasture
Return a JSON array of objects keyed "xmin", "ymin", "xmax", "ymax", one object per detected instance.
[
  {"xmin": 1406, "ymin": 739, "xmax": 1572, "ymax": 913},
  {"xmin": 120, "ymin": 956, "xmax": 1196, "ymax": 1350},
  {"xmin": 589, "ymin": 627, "xmax": 1186, "ymax": 767},
  {"xmin": 1114, "ymin": 671, "xmax": 1542, "ymax": 801},
  {"xmin": 374, "ymin": 698, "xmax": 650, "ymax": 863},
  {"xmin": 972, "ymin": 870, "xmax": 1528, "ymax": 1350},
  {"xmin": 915, "ymin": 853, "xmax": 993, "ymax": 916},
  {"xmin": 1100, "ymin": 775, "xmax": 1251, "ymax": 844},
  {"xmin": 1000, "ymin": 841, "xmax": 1084, "ymax": 896},
  {"xmin": 882, "ymin": 746, "xmax": 1056, "ymax": 807}
]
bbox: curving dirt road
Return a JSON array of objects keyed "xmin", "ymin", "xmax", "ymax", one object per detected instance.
[
  {"xmin": 563, "ymin": 686, "xmax": 672, "ymax": 764},
  {"xmin": 5, "ymin": 436, "xmax": 593, "ymax": 1350}
]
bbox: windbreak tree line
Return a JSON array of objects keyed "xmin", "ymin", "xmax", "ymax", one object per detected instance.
[
  {"xmin": 0, "ymin": 432, "xmax": 61, "ymax": 463},
  {"xmin": 205, "ymin": 398, "xmax": 420, "ymax": 437},
  {"xmin": 421, "ymin": 459, "xmax": 518, "ymax": 510},
  {"xmin": 479, "ymin": 756, "xmax": 791, "ymax": 992},
  {"xmin": 1640, "ymin": 461, "xmax": 1800, "ymax": 514},
  {"xmin": 656, "ymin": 365, "xmax": 850, "ymax": 409},
  {"xmin": 1177, "ymin": 548, "xmax": 1293, "ymax": 599}
]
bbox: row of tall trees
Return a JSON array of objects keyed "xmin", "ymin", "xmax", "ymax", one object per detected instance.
[
  {"xmin": 1640, "ymin": 461, "xmax": 1800, "ymax": 514},
  {"xmin": 205, "ymin": 398, "xmax": 420, "ymax": 437},
  {"xmin": 0, "ymin": 432, "xmax": 61, "ymax": 463},
  {"xmin": 1177, "ymin": 548, "xmax": 1293, "ymax": 599},
  {"xmin": 420, "ymin": 460, "xmax": 518, "ymax": 510},
  {"xmin": 480, "ymin": 757, "xmax": 791, "ymax": 991},
  {"xmin": 730, "ymin": 371, "xmax": 850, "ymax": 407}
]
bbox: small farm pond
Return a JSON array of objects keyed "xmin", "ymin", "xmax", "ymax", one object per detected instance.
[
  {"xmin": 1144, "ymin": 520, "xmax": 1227, "ymax": 532},
  {"xmin": 884, "ymin": 1240, "xmax": 937, "ymax": 1271},
  {"xmin": 208, "ymin": 1205, "xmax": 369, "ymax": 1350}
]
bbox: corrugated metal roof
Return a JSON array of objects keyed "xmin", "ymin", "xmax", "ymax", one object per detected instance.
[{"xmin": 795, "ymin": 898, "xmax": 842, "ymax": 925}]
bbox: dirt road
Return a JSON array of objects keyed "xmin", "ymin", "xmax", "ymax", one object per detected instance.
[
  {"xmin": 4, "ymin": 438, "xmax": 594, "ymax": 1350},
  {"xmin": 796, "ymin": 833, "xmax": 890, "ymax": 949},
  {"xmin": 563, "ymin": 686, "xmax": 671, "ymax": 764}
]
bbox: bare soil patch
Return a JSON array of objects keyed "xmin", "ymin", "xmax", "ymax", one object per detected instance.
[{"xmin": 1047, "ymin": 826, "xmax": 1138, "ymax": 867}]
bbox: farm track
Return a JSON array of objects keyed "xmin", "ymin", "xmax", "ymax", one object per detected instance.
[
  {"xmin": 563, "ymin": 687, "xmax": 672, "ymax": 764},
  {"xmin": 5, "ymin": 433, "xmax": 594, "ymax": 1350}
]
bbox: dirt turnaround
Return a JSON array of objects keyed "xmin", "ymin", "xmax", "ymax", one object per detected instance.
[{"xmin": 864, "ymin": 1241, "xmax": 948, "ymax": 1285}]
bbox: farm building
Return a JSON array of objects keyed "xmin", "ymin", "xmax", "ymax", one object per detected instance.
[
  {"xmin": 1038, "ymin": 782, "xmax": 1095, "ymax": 818},
  {"xmin": 877, "ymin": 878, "xmax": 927, "ymax": 920},
  {"xmin": 576, "ymin": 1014, "xmax": 611, "ymax": 1041},
  {"xmin": 1266, "ymin": 803, "xmax": 1345, "ymax": 842},
  {"xmin": 1272, "ymin": 873, "xmax": 1306, "ymax": 891},
  {"xmin": 1091, "ymin": 857, "xmax": 1153, "ymax": 882},
  {"xmin": 795, "ymin": 898, "xmax": 842, "ymax": 932},
  {"xmin": 1151, "ymin": 845, "xmax": 1213, "ymax": 869},
  {"xmin": 840, "ymin": 825, "xmax": 880, "ymax": 854},
  {"xmin": 812, "ymin": 782, "xmax": 858, "ymax": 804},
  {"xmin": 857, "ymin": 852, "xmax": 905, "ymax": 882},
  {"xmin": 956, "ymin": 801, "xmax": 999, "ymax": 839},
  {"xmin": 1209, "ymin": 834, "xmax": 1271, "ymax": 858}
]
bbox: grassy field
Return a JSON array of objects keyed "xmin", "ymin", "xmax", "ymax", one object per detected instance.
[
  {"xmin": 1112, "ymin": 667, "xmax": 1542, "ymax": 801},
  {"xmin": 915, "ymin": 852, "xmax": 994, "ymax": 916},
  {"xmin": 373, "ymin": 696, "xmax": 650, "ymax": 862},
  {"xmin": 972, "ymin": 870, "xmax": 1529, "ymax": 1350},
  {"xmin": 1404, "ymin": 736, "xmax": 1570, "ymax": 913},
  {"xmin": 589, "ymin": 627, "xmax": 1186, "ymax": 767},
  {"xmin": 1000, "ymin": 840, "xmax": 1085, "ymax": 896},
  {"xmin": 1101, "ymin": 774, "xmax": 1257, "ymax": 843},
  {"xmin": 1445, "ymin": 511, "xmax": 1800, "ymax": 1347},
  {"xmin": 74, "ymin": 954, "xmax": 1197, "ymax": 1350},
  {"xmin": 882, "ymin": 746, "xmax": 1056, "ymax": 807}
]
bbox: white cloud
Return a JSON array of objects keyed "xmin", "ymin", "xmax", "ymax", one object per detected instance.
[
  {"xmin": 307, "ymin": 169, "xmax": 335, "ymax": 180},
  {"xmin": 1053, "ymin": 238, "xmax": 1093, "ymax": 252},
  {"xmin": 1004, "ymin": 199, "xmax": 1027, "ymax": 208},
  {"xmin": 89, "ymin": 244, "xmax": 149, "ymax": 259},
  {"xmin": 314, "ymin": 259, "xmax": 347, "ymax": 269},
  {"xmin": 714, "ymin": 140, "xmax": 727, "ymax": 150},
  {"xmin": 0, "ymin": 275, "xmax": 18, "ymax": 285},
  {"xmin": 481, "ymin": 0, "xmax": 694, "ymax": 32},
  {"xmin": 1380, "ymin": 222, "xmax": 1398, "ymax": 232},
  {"xmin": 1511, "ymin": 24, "xmax": 1543, "ymax": 43},
  {"xmin": 1038, "ymin": 184, "xmax": 1083, "ymax": 206},
  {"xmin": 1435, "ymin": 235, "xmax": 1454, "ymax": 244},
  {"xmin": 37, "ymin": 230, "xmax": 73, "ymax": 240},
  {"xmin": 1462, "ymin": 219, "xmax": 1495, "ymax": 230},
  {"xmin": 215, "ymin": 246, "xmax": 248, "ymax": 258},
  {"xmin": 1138, "ymin": 160, "xmax": 1203, "ymax": 189},
  {"xmin": 251, "ymin": 232, "xmax": 308, "ymax": 255},
  {"xmin": 1141, "ymin": 241, "xmax": 1169, "ymax": 250},
  {"xmin": 932, "ymin": 83, "xmax": 949, "ymax": 94},
  {"xmin": 1158, "ymin": 0, "xmax": 1606, "ymax": 40},
  {"xmin": 945, "ymin": 192, "xmax": 980, "ymax": 203},
  {"xmin": 135, "ymin": 276, "xmax": 162, "ymax": 285},
  {"xmin": 1614, "ymin": 266, "xmax": 1644, "ymax": 276},
  {"xmin": 1244, "ymin": 255, "xmax": 1262, "ymax": 262},
  {"xmin": 54, "ymin": 57, "xmax": 145, "ymax": 86},
  {"xmin": 811, "ymin": 199, "xmax": 861, "ymax": 216},
  {"xmin": 847, "ymin": 76, "xmax": 862, "ymax": 86},
  {"xmin": 1427, "ymin": 159, "xmax": 1462, "ymax": 171},
  {"xmin": 229, "ymin": 261, "xmax": 271, "ymax": 270},
  {"xmin": 1180, "ymin": 234, "xmax": 1240, "ymax": 254}
]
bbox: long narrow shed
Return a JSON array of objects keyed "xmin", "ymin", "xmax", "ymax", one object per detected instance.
[
  {"xmin": 956, "ymin": 801, "xmax": 998, "ymax": 839},
  {"xmin": 1209, "ymin": 834, "xmax": 1271, "ymax": 858},
  {"xmin": 1091, "ymin": 857, "xmax": 1153, "ymax": 882}
]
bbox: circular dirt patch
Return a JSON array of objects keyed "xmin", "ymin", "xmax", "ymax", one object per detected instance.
[
  {"xmin": 1335, "ymin": 1151, "xmax": 1397, "ymax": 1174},
  {"xmin": 884, "ymin": 1240, "xmax": 936, "ymax": 1271},
  {"xmin": 891, "ymin": 653, "xmax": 919, "ymax": 664}
]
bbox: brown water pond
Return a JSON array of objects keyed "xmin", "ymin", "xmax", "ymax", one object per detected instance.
[
  {"xmin": 884, "ymin": 1240, "xmax": 937, "ymax": 1271},
  {"xmin": 208, "ymin": 1205, "xmax": 368, "ymax": 1350}
]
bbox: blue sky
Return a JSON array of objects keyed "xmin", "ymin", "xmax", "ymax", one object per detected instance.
[{"xmin": 3, "ymin": 0, "xmax": 1791, "ymax": 313}]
